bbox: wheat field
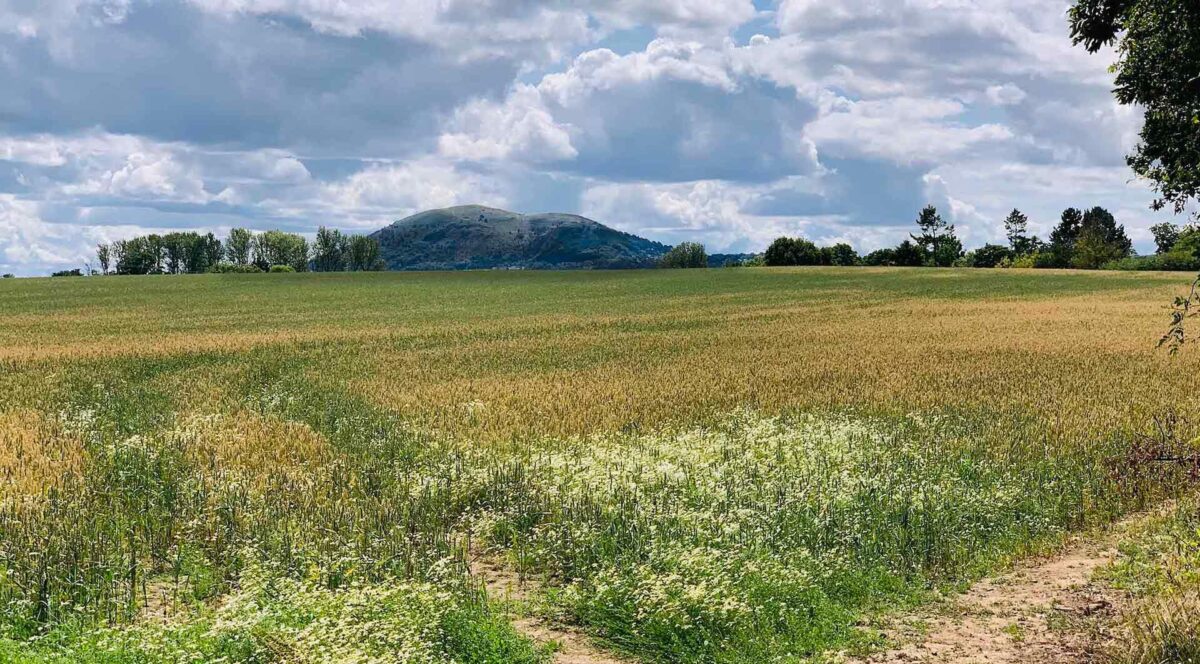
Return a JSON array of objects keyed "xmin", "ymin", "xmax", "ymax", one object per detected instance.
[{"xmin": 1, "ymin": 267, "xmax": 1197, "ymax": 662}]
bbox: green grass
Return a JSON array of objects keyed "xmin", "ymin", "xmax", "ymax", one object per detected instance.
[{"xmin": 1, "ymin": 267, "xmax": 1197, "ymax": 662}]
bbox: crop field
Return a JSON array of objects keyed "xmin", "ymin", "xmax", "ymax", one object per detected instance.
[{"xmin": 1, "ymin": 267, "xmax": 1199, "ymax": 663}]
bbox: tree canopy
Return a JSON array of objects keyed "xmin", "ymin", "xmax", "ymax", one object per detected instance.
[
  {"xmin": 1070, "ymin": 0, "xmax": 1200, "ymax": 215},
  {"xmin": 96, "ymin": 228, "xmax": 385, "ymax": 276}
]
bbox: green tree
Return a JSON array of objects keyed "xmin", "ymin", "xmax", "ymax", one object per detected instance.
[
  {"xmin": 1004, "ymin": 209, "xmax": 1034, "ymax": 255},
  {"xmin": 1047, "ymin": 208, "xmax": 1085, "ymax": 267},
  {"xmin": 973, "ymin": 244, "xmax": 1013, "ymax": 268},
  {"xmin": 1151, "ymin": 222, "xmax": 1182, "ymax": 254},
  {"xmin": 225, "ymin": 228, "xmax": 254, "ymax": 266},
  {"xmin": 313, "ymin": 226, "xmax": 349, "ymax": 272},
  {"xmin": 347, "ymin": 235, "xmax": 386, "ymax": 271},
  {"xmin": 252, "ymin": 231, "xmax": 310, "ymax": 272},
  {"xmin": 659, "ymin": 242, "xmax": 708, "ymax": 269},
  {"xmin": 825, "ymin": 243, "xmax": 859, "ymax": 266},
  {"xmin": 115, "ymin": 235, "xmax": 165, "ymax": 275},
  {"xmin": 893, "ymin": 240, "xmax": 926, "ymax": 267},
  {"xmin": 764, "ymin": 237, "xmax": 821, "ymax": 266},
  {"xmin": 1067, "ymin": 207, "xmax": 1132, "ymax": 269},
  {"xmin": 194, "ymin": 233, "xmax": 224, "ymax": 273},
  {"xmin": 911, "ymin": 205, "xmax": 961, "ymax": 266},
  {"xmin": 1082, "ymin": 206, "xmax": 1133, "ymax": 257},
  {"xmin": 863, "ymin": 248, "xmax": 896, "ymax": 266},
  {"xmin": 96, "ymin": 243, "xmax": 111, "ymax": 275},
  {"xmin": 1071, "ymin": 0, "xmax": 1200, "ymax": 216}
]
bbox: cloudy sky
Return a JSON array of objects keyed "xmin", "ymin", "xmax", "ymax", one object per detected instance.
[{"xmin": 0, "ymin": 0, "xmax": 1180, "ymax": 275}]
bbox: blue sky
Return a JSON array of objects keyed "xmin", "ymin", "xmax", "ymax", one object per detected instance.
[{"xmin": 0, "ymin": 0, "xmax": 1182, "ymax": 274}]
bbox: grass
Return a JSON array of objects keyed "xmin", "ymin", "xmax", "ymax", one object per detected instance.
[
  {"xmin": 1100, "ymin": 497, "xmax": 1200, "ymax": 663},
  {"xmin": 1, "ymin": 267, "xmax": 1197, "ymax": 662}
]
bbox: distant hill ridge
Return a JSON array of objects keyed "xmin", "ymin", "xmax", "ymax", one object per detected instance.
[{"xmin": 370, "ymin": 205, "xmax": 671, "ymax": 271}]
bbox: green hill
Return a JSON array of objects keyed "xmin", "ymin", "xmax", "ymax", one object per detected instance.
[{"xmin": 369, "ymin": 205, "xmax": 669, "ymax": 270}]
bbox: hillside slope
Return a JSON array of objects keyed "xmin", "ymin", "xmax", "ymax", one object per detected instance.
[{"xmin": 370, "ymin": 205, "xmax": 669, "ymax": 270}]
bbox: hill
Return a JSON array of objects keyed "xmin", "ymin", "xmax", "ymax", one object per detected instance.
[{"xmin": 369, "ymin": 205, "xmax": 669, "ymax": 270}]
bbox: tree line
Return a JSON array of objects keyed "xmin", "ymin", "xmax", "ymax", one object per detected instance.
[
  {"xmin": 754, "ymin": 204, "xmax": 1195, "ymax": 271},
  {"xmin": 93, "ymin": 227, "xmax": 385, "ymax": 275}
]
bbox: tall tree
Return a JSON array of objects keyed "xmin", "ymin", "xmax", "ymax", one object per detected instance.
[
  {"xmin": 1004, "ymin": 209, "xmax": 1031, "ymax": 254},
  {"xmin": 1082, "ymin": 206, "xmax": 1133, "ymax": 257},
  {"xmin": 911, "ymin": 205, "xmax": 961, "ymax": 267},
  {"xmin": 659, "ymin": 242, "xmax": 708, "ymax": 269},
  {"xmin": 96, "ymin": 243, "xmax": 111, "ymax": 275},
  {"xmin": 1071, "ymin": 0, "xmax": 1200, "ymax": 216},
  {"xmin": 313, "ymin": 226, "xmax": 349, "ymax": 272},
  {"xmin": 911, "ymin": 205, "xmax": 948, "ymax": 254},
  {"xmin": 347, "ymin": 235, "xmax": 385, "ymax": 271},
  {"xmin": 1047, "ymin": 208, "xmax": 1085, "ymax": 267},
  {"xmin": 253, "ymin": 230, "xmax": 310, "ymax": 272},
  {"xmin": 225, "ymin": 228, "xmax": 254, "ymax": 265}
]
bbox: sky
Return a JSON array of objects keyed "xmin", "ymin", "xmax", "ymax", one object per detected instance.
[{"xmin": 0, "ymin": 0, "xmax": 1183, "ymax": 275}]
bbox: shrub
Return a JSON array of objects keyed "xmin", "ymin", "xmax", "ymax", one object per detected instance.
[
  {"xmin": 269, "ymin": 264, "xmax": 297, "ymax": 273},
  {"xmin": 210, "ymin": 262, "xmax": 264, "ymax": 274},
  {"xmin": 1, "ymin": 274, "xmax": 13, "ymax": 279},
  {"xmin": 51, "ymin": 269, "xmax": 84, "ymax": 277},
  {"xmin": 660, "ymin": 242, "xmax": 708, "ymax": 269},
  {"xmin": 1102, "ymin": 253, "xmax": 1200, "ymax": 272},
  {"xmin": 972, "ymin": 244, "xmax": 1013, "ymax": 268}
]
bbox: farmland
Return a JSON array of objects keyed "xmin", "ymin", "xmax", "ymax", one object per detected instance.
[{"xmin": 1, "ymin": 268, "xmax": 1198, "ymax": 662}]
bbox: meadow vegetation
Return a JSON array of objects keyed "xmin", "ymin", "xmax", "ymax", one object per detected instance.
[{"xmin": 1, "ymin": 268, "xmax": 1198, "ymax": 662}]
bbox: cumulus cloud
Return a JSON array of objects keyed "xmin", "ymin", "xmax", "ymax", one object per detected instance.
[
  {"xmin": 319, "ymin": 160, "xmax": 514, "ymax": 229},
  {"xmin": 440, "ymin": 39, "xmax": 822, "ymax": 183}
]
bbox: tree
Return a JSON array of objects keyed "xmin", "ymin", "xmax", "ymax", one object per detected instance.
[
  {"xmin": 910, "ymin": 205, "xmax": 961, "ymax": 266},
  {"xmin": 1070, "ymin": 207, "xmax": 1133, "ymax": 269},
  {"xmin": 1047, "ymin": 208, "xmax": 1085, "ymax": 267},
  {"xmin": 825, "ymin": 243, "xmax": 859, "ymax": 266},
  {"xmin": 347, "ymin": 235, "xmax": 385, "ymax": 271},
  {"xmin": 973, "ymin": 244, "xmax": 1013, "ymax": 268},
  {"xmin": 1151, "ymin": 222, "xmax": 1182, "ymax": 254},
  {"xmin": 1082, "ymin": 206, "xmax": 1133, "ymax": 257},
  {"xmin": 911, "ymin": 206, "xmax": 947, "ymax": 254},
  {"xmin": 252, "ymin": 230, "xmax": 309, "ymax": 272},
  {"xmin": 659, "ymin": 242, "xmax": 708, "ymax": 269},
  {"xmin": 893, "ymin": 240, "xmax": 926, "ymax": 267},
  {"xmin": 313, "ymin": 226, "xmax": 349, "ymax": 272},
  {"xmin": 764, "ymin": 237, "xmax": 821, "ymax": 266},
  {"xmin": 225, "ymin": 228, "xmax": 253, "ymax": 266},
  {"xmin": 932, "ymin": 235, "xmax": 964, "ymax": 268},
  {"xmin": 863, "ymin": 248, "xmax": 896, "ymax": 266},
  {"xmin": 1004, "ymin": 209, "xmax": 1033, "ymax": 255},
  {"xmin": 115, "ymin": 235, "xmax": 165, "ymax": 275},
  {"xmin": 190, "ymin": 233, "xmax": 223, "ymax": 273},
  {"xmin": 96, "ymin": 243, "xmax": 111, "ymax": 275},
  {"xmin": 1071, "ymin": 0, "xmax": 1200, "ymax": 216}
]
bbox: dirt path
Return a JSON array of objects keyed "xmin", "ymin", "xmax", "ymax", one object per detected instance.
[
  {"xmin": 856, "ymin": 514, "xmax": 1156, "ymax": 664},
  {"xmin": 471, "ymin": 556, "xmax": 628, "ymax": 664}
]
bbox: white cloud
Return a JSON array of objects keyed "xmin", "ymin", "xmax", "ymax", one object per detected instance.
[
  {"xmin": 320, "ymin": 159, "xmax": 512, "ymax": 229},
  {"xmin": 438, "ymin": 38, "xmax": 822, "ymax": 183},
  {"xmin": 806, "ymin": 97, "xmax": 1014, "ymax": 163},
  {"xmin": 0, "ymin": 194, "xmax": 160, "ymax": 275},
  {"xmin": 438, "ymin": 87, "xmax": 577, "ymax": 163},
  {"xmin": 986, "ymin": 83, "xmax": 1028, "ymax": 106}
]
